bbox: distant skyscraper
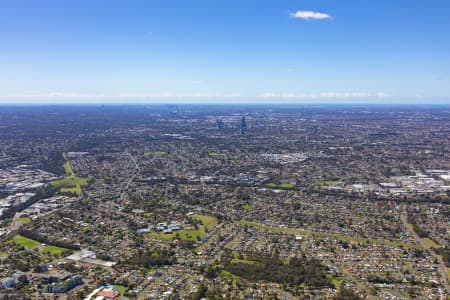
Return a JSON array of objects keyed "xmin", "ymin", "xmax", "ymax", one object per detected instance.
[
  {"xmin": 216, "ymin": 119, "xmax": 224, "ymax": 129},
  {"xmin": 240, "ymin": 116, "xmax": 247, "ymax": 134}
]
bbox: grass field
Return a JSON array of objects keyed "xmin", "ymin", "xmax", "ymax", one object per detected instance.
[
  {"xmin": 266, "ymin": 183, "xmax": 277, "ymax": 188},
  {"xmin": 239, "ymin": 221, "xmax": 422, "ymax": 250},
  {"xmin": 219, "ymin": 270, "xmax": 240, "ymax": 284},
  {"xmin": 239, "ymin": 220, "xmax": 306, "ymax": 235},
  {"xmin": 50, "ymin": 176, "xmax": 90, "ymax": 194},
  {"xmin": 191, "ymin": 214, "xmax": 218, "ymax": 227},
  {"xmin": 147, "ymin": 214, "xmax": 218, "ymax": 242},
  {"xmin": 266, "ymin": 183, "xmax": 295, "ymax": 189},
  {"xmin": 209, "ymin": 151, "xmax": 225, "ymax": 157},
  {"xmin": 144, "ymin": 151, "xmax": 167, "ymax": 156},
  {"xmin": 9, "ymin": 235, "xmax": 69, "ymax": 256},
  {"xmin": 16, "ymin": 216, "xmax": 31, "ymax": 224},
  {"xmin": 10, "ymin": 235, "xmax": 69, "ymax": 256},
  {"xmin": 41, "ymin": 245, "xmax": 69, "ymax": 256},
  {"xmin": 148, "ymin": 228, "xmax": 203, "ymax": 241},
  {"xmin": 231, "ymin": 257, "xmax": 256, "ymax": 265},
  {"xmin": 327, "ymin": 274, "xmax": 344, "ymax": 289},
  {"xmin": 317, "ymin": 180, "xmax": 340, "ymax": 186},
  {"xmin": 113, "ymin": 285, "xmax": 128, "ymax": 295},
  {"xmin": 241, "ymin": 204, "xmax": 255, "ymax": 210},
  {"xmin": 50, "ymin": 157, "xmax": 90, "ymax": 195},
  {"xmin": 279, "ymin": 183, "xmax": 295, "ymax": 188},
  {"xmin": 422, "ymin": 238, "xmax": 441, "ymax": 249},
  {"xmin": 10, "ymin": 235, "xmax": 40, "ymax": 249},
  {"xmin": 144, "ymin": 212, "xmax": 154, "ymax": 219},
  {"xmin": 63, "ymin": 161, "xmax": 74, "ymax": 176}
]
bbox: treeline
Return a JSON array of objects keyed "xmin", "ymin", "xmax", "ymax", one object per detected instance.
[
  {"xmin": 7, "ymin": 243, "xmax": 45, "ymax": 272},
  {"xmin": 366, "ymin": 274, "xmax": 407, "ymax": 284},
  {"xmin": 222, "ymin": 255, "xmax": 332, "ymax": 288},
  {"xmin": 0, "ymin": 185, "xmax": 58, "ymax": 220},
  {"xmin": 437, "ymin": 247, "xmax": 450, "ymax": 267},
  {"xmin": 407, "ymin": 214, "xmax": 429, "ymax": 238},
  {"xmin": 189, "ymin": 284, "xmax": 208, "ymax": 300},
  {"xmin": 129, "ymin": 249, "xmax": 176, "ymax": 268},
  {"xmin": 40, "ymin": 151, "xmax": 65, "ymax": 176},
  {"xmin": 333, "ymin": 286, "xmax": 362, "ymax": 300},
  {"xmin": 19, "ymin": 229, "xmax": 80, "ymax": 251}
]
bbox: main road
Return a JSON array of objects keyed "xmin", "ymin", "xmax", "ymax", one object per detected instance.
[
  {"xmin": 400, "ymin": 206, "xmax": 449, "ymax": 295},
  {"xmin": 120, "ymin": 151, "xmax": 141, "ymax": 200}
]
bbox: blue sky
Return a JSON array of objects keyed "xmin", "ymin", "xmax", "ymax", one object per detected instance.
[{"xmin": 0, "ymin": 0, "xmax": 449, "ymax": 103}]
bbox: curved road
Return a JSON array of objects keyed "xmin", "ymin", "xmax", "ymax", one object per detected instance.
[{"xmin": 400, "ymin": 207, "xmax": 449, "ymax": 294}]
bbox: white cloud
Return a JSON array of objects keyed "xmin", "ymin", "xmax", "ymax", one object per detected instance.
[{"xmin": 290, "ymin": 10, "xmax": 332, "ymax": 20}]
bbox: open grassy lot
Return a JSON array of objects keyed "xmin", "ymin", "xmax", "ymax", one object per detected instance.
[
  {"xmin": 63, "ymin": 161, "xmax": 74, "ymax": 176},
  {"xmin": 422, "ymin": 238, "xmax": 441, "ymax": 249},
  {"xmin": 9, "ymin": 235, "xmax": 40, "ymax": 249},
  {"xmin": 147, "ymin": 232, "xmax": 175, "ymax": 241},
  {"xmin": 279, "ymin": 183, "xmax": 295, "ymax": 188},
  {"xmin": 143, "ymin": 212, "xmax": 154, "ymax": 219},
  {"xmin": 50, "ymin": 176, "xmax": 90, "ymax": 194},
  {"xmin": 16, "ymin": 216, "xmax": 31, "ymax": 224},
  {"xmin": 144, "ymin": 151, "xmax": 167, "ymax": 156},
  {"xmin": 219, "ymin": 270, "xmax": 240, "ymax": 284},
  {"xmin": 317, "ymin": 180, "xmax": 340, "ymax": 186},
  {"xmin": 40, "ymin": 245, "xmax": 69, "ymax": 256},
  {"xmin": 191, "ymin": 214, "xmax": 218, "ymax": 227},
  {"xmin": 327, "ymin": 274, "xmax": 344, "ymax": 289},
  {"xmin": 209, "ymin": 151, "xmax": 225, "ymax": 157},
  {"xmin": 239, "ymin": 220, "xmax": 306, "ymax": 235},
  {"xmin": 241, "ymin": 204, "xmax": 255, "ymax": 210},
  {"xmin": 239, "ymin": 221, "xmax": 422, "ymax": 250},
  {"xmin": 266, "ymin": 183, "xmax": 295, "ymax": 189},
  {"xmin": 9, "ymin": 235, "xmax": 70, "ymax": 256},
  {"xmin": 231, "ymin": 258, "xmax": 256, "ymax": 265},
  {"xmin": 50, "ymin": 157, "xmax": 91, "ymax": 195},
  {"xmin": 147, "ymin": 214, "xmax": 218, "ymax": 242},
  {"xmin": 114, "ymin": 285, "xmax": 128, "ymax": 295},
  {"xmin": 148, "ymin": 227, "xmax": 204, "ymax": 241}
]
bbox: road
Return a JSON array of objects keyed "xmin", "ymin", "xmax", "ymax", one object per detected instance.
[
  {"xmin": 120, "ymin": 151, "xmax": 140, "ymax": 200},
  {"xmin": 400, "ymin": 206, "xmax": 449, "ymax": 294}
]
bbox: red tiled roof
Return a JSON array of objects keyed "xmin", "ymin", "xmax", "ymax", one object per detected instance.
[{"xmin": 97, "ymin": 289, "xmax": 120, "ymax": 299}]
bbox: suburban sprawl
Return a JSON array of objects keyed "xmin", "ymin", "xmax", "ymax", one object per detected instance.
[{"xmin": 0, "ymin": 105, "xmax": 449, "ymax": 299}]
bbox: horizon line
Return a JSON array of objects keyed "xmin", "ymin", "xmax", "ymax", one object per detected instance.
[{"xmin": 1, "ymin": 101, "xmax": 450, "ymax": 107}]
